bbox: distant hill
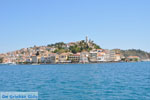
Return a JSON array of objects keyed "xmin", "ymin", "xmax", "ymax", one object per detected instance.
[{"xmin": 121, "ymin": 49, "xmax": 150, "ymax": 60}]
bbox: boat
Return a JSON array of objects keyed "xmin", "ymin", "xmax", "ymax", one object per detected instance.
[
  {"xmin": 32, "ymin": 63, "xmax": 40, "ymax": 65},
  {"xmin": 4, "ymin": 62, "xmax": 17, "ymax": 65}
]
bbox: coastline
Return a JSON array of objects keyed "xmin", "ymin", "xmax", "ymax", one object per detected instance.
[{"xmin": 1, "ymin": 61, "xmax": 148, "ymax": 66}]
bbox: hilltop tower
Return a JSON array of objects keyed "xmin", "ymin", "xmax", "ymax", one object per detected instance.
[{"xmin": 86, "ymin": 36, "xmax": 88, "ymax": 44}]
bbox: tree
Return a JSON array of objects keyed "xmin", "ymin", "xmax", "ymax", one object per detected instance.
[
  {"xmin": 80, "ymin": 47, "xmax": 83, "ymax": 51},
  {"xmin": 88, "ymin": 48, "xmax": 92, "ymax": 52},
  {"xmin": 53, "ymin": 48, "xmax": 68, "ymax": 54},
  {"xmin": 135, "ymin": 58, "xmax": 138, "ymax": 62},
  {"xmin": 94, "ymin": 44, "xmax": 101, "ymax": 49},
  {"xmin": 36, "ymin": 51, "xmax": 40, "ymax": 56},
  {"xmin": 53, "ymin": 49, "xmax": 58, "ymax": 53},
  {"xmin": 48, "ymin": 42, "xmax": 66, "ymax": 48},
  {"xmin": 86, "ymin": 45, "xmax": 89, "ymax": 49},
  {"xmin": 69, "ymin": 45, "xmax": 80, "ymax": 54},
  {"xmin": 0, "ymin": 57, "xmax": 3, "ymax": 63}
]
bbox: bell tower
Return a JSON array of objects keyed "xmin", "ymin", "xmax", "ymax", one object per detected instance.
[{"xmin": 86, "ymin": 36, "xmax": 88, "ymax": 44}]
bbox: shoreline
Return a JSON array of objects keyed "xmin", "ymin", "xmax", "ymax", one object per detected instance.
[{"xmin": 1, "ymin": 61, "xmax": 148, "ymax": 66}]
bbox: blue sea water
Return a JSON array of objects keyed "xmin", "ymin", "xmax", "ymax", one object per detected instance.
[{"xmin": 0, "ymin": 62, "xmax": 150, "ymax": 100}]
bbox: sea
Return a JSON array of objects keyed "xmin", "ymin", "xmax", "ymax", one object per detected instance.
[{"xmin": 0, "ymin": 62, "xmax": 150, "ymax": 100}]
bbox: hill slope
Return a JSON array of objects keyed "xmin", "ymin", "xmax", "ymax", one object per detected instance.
[{"xmin": 121, "ymin": 49, "xmax": 150, "ymax": 60}]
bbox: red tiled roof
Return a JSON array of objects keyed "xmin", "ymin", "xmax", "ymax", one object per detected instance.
[{"xmin": 128, "ymin": 56, "xmax": 140, "ymax": 58}]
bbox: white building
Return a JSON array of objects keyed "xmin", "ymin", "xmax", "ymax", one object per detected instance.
[
  {"xmin": 32, "ymin": 56, "xmax": 38, "ymax": 63},
  {"xmin": 89, "ymin": 51, "xmax": 97, "ymax": 62},
  {"xmin": 80, "ymin": 51, "xmax": 89, "ymax": 63}
]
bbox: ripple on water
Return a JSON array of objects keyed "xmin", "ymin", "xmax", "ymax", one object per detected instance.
[{"xmin": 0, "ymin": 62, "xmax": 150, "ymax": 100}]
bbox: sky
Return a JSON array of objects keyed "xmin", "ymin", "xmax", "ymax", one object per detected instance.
[{"xmin": 0, "ymin": 0, "xmax": 150, "ymax": 53}]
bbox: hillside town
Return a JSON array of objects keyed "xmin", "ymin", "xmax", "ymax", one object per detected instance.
[{"xmin": 0, "ymin": 37, "xmax": 142, "ymax": 64}]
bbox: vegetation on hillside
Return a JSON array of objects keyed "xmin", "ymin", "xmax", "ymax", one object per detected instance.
[
  {"xmin": 121, "ymin": 49, "xmax": 150, "ymax": 59},
  {"xmin": 47, "ymin": 40, "xmax": 101, "ymax": 54},
  {"xmin": 48, "ymin": 42, "xmax": 66, "ymax": 49}
]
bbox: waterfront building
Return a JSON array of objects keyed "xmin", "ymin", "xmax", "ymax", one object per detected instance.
[
  {"xmin": 97, "ymin": 51, "xmax": 106, "ymax": 62},
  {"xmin": 113, "ymin": 49, "xmax": 121, "ymax": 61},
  {"xmin": 68, "ymin": 54, "xmax": 80, "ymax": 63},
  {"xmin": 31, "ymin": 55, "xmax": 41, "ymax": 63},
  {"xmin": 26, "ymin": 58, "xmax": 31, "ymax": 63},
  {"xmin": 104, "ymin": 49, "xmax": 121, "ymax": 62},
  {"xmin": 59, "ymin": 53, "xmax": 69, "ymax": 63},
  {"xmin": 127, "ymin": 56, "xmax": 140, "ymax": 62},
  {"xmin": 32, "ymin": 55, "xmax": 38, "ymax": 63},
  {"xmin": 2, "ymin": 57, "xmax": 9, "ymax": 63},
  {"xmin": 49, "ymin": 53, "xmax": 59, "ymax": 64},
  {"xmin": 40, "ymin": 57, "xmax": 45, "ymax": 63},
  {"xmin": 114, "ymin": 54, "xmax": 121, "ymax": 61},
  {"xmin": 89, "ymin": 51, "xmax": 97, "ymax": 62},
  {"xmin": 103, "ymin": 49, "xmax": 111, "ymax": 62},
  {"xmin": 80, "ymin": 51, "xmax": 89, "ymax": 63},
  {"xmin": 43, "ymin": 57, "xmax": 51, "ymax": 63},
  {"xmin": 109, "ymin": 50, "xmax": 116, "ymax": 61},
  {"xmin": 42, "ymin": 53, "xmax": 59, "ymax": 64}
]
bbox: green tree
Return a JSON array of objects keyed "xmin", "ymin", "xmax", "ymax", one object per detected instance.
[
  {"xmin": 94, "ymin": 44, "xmax": 101, "ymax": 49},
  {"xmin": 53, "ymin": 49, "xmax": 58, "ymax": 53},
  {"xmin": 48, "ymin": 42, "xmax": 65, "ymax": 49},
  {"xmin": 69, "ymin": 45, "xmax": 80, "ymax": 54},
  {"xmin": 135, "ymin": 58, "xmax": 138, "ymax": 62},
  {"xmin": 36, "ymin": 51, "xmax": 40, "ymax": 56},
  {"xmin": 0, "ymin": 57, "xmax": 3, "ymax": 63}
]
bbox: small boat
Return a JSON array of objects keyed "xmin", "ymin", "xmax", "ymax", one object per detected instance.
[
  {"xmin": 4, "ymin": 62, "xmax": 17, "ymax": 65},
  {"xmin": 32, "ymin": 63, "xmax": 40, "ymax": 65}
]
